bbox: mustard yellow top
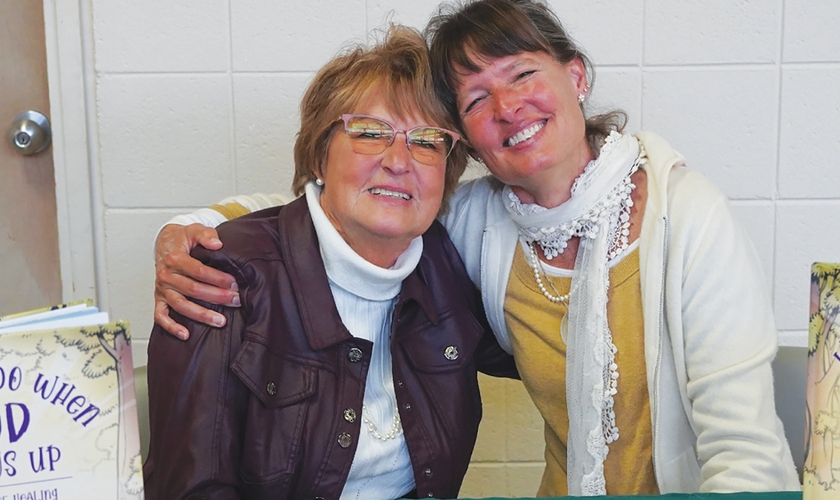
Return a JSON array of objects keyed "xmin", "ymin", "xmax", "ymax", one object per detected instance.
[
  {"xmin": 210, "ymin": 202, "xmax": 253, "ymax": 221},
  {"xmin": 505, "ymin": 244, "xmax": 658, "ymax": 496}
]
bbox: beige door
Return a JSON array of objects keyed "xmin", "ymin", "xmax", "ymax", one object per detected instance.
[{"xmin": 0, "ymin": 1, "xmax": 62, "ymax": 316}]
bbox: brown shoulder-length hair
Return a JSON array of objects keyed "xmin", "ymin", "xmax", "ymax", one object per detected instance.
[
  {"xmin": 293, "ymin": 25, "xmax": 467, "ymax": 213},
  {"xmin": 425, "ymin": 0, "xmax": 626, "ymax": 157}
]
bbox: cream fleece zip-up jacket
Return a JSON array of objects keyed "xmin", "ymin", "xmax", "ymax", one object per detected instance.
[{"xmin": 167, "ymin": 132, "xmax": 799, "ymax": 493}]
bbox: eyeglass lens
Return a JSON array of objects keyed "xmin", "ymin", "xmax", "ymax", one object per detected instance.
[{"xmin": 345, "ymin": 116, "xmax": 454, "ymax": 165}]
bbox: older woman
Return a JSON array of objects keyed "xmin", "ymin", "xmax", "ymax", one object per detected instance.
[
  {"xmin": 152, "ymin": 0, "xmax": 799, "ymax": 496},
  {"xmin": 143, "ymin": 26, "xmax": 515, "ymax": 500}
]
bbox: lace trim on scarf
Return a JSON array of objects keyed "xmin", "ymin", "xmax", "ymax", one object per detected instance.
[{"xmin": 503, "ymin": 132, "xmax": 646, "ymax": 496}]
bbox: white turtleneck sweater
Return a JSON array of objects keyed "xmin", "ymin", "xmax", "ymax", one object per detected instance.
[{"xmin": 305, "ymin": 182, "xmax": 421, "ymax": 500}]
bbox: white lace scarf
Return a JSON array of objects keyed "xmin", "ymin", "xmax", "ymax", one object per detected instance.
[{"xmin": 503, "ymin": 132, "xmax": 645, "ymax": 496}]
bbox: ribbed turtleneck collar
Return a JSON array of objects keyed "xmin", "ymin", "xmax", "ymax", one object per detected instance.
[{"xmin": 305, "ymin": 181, "xmax": 423, "ymax": 301}]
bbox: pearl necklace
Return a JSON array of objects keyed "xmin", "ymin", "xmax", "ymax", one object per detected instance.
[
  {"xmin": 527, "ymin": 241, "xmax": 569, "ymax": 304},
  {"xmin": 362, "ymin": 404, "xmax": 402, "ymax": 441},
  {"xmin": 518, "ymin": 140, "xmax": 646, "ymax": 306},
  {"xmin": 505, "ymin": 132, "xmax": 642, "ymax": 494}
]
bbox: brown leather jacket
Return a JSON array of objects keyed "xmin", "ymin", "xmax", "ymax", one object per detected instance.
[{"xmin": 144, "ymin": 198, "xmax": 517, "ymax": 500}]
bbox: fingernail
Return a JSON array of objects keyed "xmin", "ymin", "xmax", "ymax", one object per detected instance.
[
  {"xmin": 231, "ymin": 295, "xmax": 241, "ymax": 307},
  {"xmin": 211, "ymin": 238, "xmax": 222, "ymax": 246},
  {"xmin": 230, "ymin": 281, "xmax": 239, "ymax": 291},
  {"xmin": 212, "ymin": 315, "xmax": 226, "ymax": 327},
  {"xmin": 177, "ymin": 330, "xmax": 189, "ymax": 341}
]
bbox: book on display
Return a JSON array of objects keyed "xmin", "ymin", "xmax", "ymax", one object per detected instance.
[
  {"xmin": 0, "ymin": 300, "xmax": 144, "ymax": 499},
  {"xmin": 805, "ymin": 263, "xmax": 840, "ymax": 499}
]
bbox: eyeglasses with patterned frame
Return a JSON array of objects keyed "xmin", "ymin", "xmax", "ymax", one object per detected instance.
[{"xmin": 339, "ymin": 114, "xmax": 461, "ymax": 166}]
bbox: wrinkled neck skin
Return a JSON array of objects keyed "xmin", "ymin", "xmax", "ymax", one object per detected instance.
[
  {"xmin": 508, "ymin": 158, "xmax": 586, "ymax": 209},
  {"xmin": 506, "ymin": 139, "xmax": 594, "ymax": 209}
]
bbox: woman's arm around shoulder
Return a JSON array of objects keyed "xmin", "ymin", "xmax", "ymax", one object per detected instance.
[{"xmin": 154, "ymin": 193, "xmax": 289, "ymax": 338}]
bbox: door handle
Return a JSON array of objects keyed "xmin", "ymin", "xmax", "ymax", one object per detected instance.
[{"xmin": 7, "ymin": 110, "xmax": 51, "ymax": 155}]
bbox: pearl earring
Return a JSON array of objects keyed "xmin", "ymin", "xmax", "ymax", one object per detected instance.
[
  {"xmin": 315, "ymin": 178, "xmax": 324, "ymax": 186},
  {"xmin": 578, "ymin": 84, "xmax": 591, "ymax": 104}
]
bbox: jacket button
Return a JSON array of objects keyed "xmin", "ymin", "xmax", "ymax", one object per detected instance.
[
  {"xmin": 404, "ymin": 403, "xmax": 411, "ymax": 411},
  {"xmin": 343, "ymin": 408, "xmax": 357, "ymax": 423},
  {"xmin": 266, "ymin": 381, "xmax": 277, "ymax": 396},
  {"xmin": 348, "ymin": 347, "xmax": 363, "ymax": 363},
  {"xmin": 338, "ymin": 432, "xmax": 353, "ymax": 448},
  {"xmin": 396, "ymin": 380, "xmax": 403, "ymax": 387},
  {"xmin": 315, "ymin": 497, "xmax": 324, "ymax": 500},
  {"xmin": 424, "ymin": 467, "xmax": 432, "ymax": 477},
  {"xmin": 427, "ymin": 492, "xmax": 434, "ymax": 497},
  {"xmin": 444, "ymin": 345, "xmax": 459, "ymax": 360}
]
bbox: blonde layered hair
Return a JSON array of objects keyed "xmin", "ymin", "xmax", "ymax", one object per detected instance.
[{"xmin": 293, "ymin": 26, "xmax": 468, "ymax": 212}]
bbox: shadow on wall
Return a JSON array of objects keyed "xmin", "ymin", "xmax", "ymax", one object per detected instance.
[
  {"xmin": 135, "ymin": 365, "xmax": 150, "ymax": 461},
  {"xmin": 773, "ymin": 346, "xmax": 807, "ymax": 480}
]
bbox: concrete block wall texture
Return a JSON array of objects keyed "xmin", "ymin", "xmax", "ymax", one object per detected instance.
[{"xmin": 83, "ymin": 0, "xmax": 839, "ymax": 496}]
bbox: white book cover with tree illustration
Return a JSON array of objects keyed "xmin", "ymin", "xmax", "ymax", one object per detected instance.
[
  {"xmin": 0, "ymin": 301, "xmax": 144, "ymax": 499},
  {"xmin": 805, "ymin": 263, "xmax": 840, "ymax": 499}
]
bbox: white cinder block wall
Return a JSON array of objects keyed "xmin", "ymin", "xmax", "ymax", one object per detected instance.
[{"xmin": 83, "ymin": 0, "xmax": 839, "ymax": 496}]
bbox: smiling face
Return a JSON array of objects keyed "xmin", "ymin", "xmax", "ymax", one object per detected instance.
[
  {"xmin": 455, "ymin": 51, "xmax": 593, "ymax": 207},
  {"xmin": 318, "ymin": 97, "xmax": 446, "ymax": 267}
]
